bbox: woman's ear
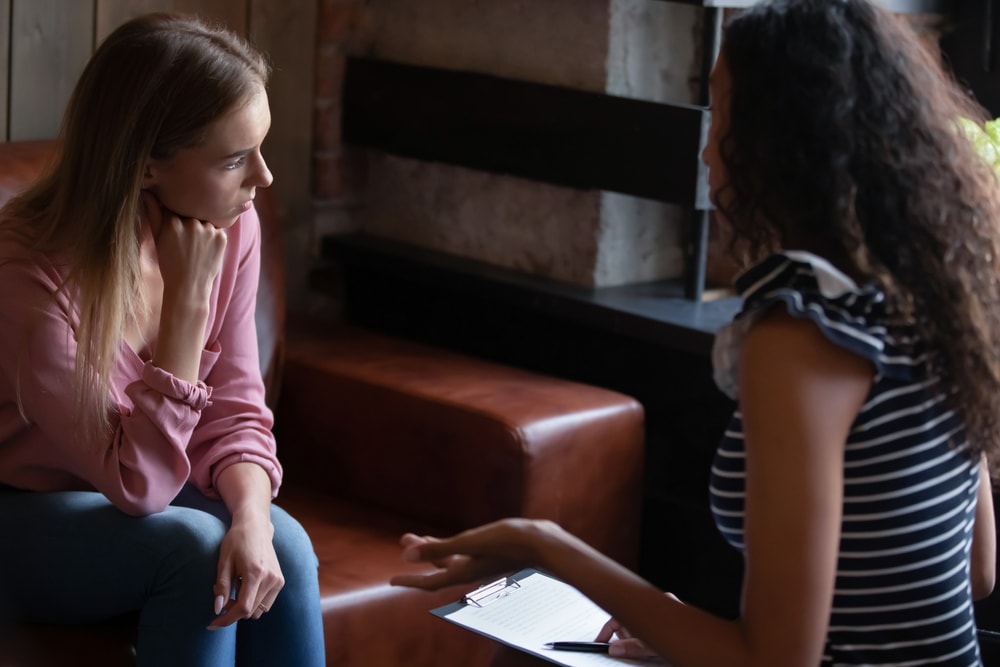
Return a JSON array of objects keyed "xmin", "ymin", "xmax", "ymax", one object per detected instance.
[{"xmin": 141, "ymin": 161, "xmax": 158, "ymax": 189}]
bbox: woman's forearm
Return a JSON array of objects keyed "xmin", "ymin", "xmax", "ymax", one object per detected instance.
[
  {"xmin": 972, "ymin": 456, "xmax": 996, "ymax": 599},
  {"xmin": 532, "ymin": 524, "xmax": 749, "ymax": 667},
  {"xmin": 215, "ymin": 461, "xmax": 273, "ymax": 525},
  {"xmin": 153, "ymin": 294, "xmax": 210, "ymax": 384}
]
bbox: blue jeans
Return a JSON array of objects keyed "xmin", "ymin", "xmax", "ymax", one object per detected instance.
[{"xmin": 0, "ymin": 484, "xmax": 325, "ymax": 667}]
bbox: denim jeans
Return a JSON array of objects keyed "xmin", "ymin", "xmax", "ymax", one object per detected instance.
[{"xmin": 0, "ymin": 483, "xmax": 325, "ymax": 667}]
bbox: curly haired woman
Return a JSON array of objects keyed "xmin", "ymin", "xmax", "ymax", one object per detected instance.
[{"xmin": 392, "ymin": 1, "xmax": 1000, "ymax": 664}]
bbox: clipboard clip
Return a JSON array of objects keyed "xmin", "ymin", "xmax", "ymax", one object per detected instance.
[{"xmin": 463, "ymin": 576, "xmax": 521, "ymax": 608}]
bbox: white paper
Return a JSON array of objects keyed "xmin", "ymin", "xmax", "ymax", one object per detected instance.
[{"xmin": 438, "ymin": 571, "xmax": 667, "ymax": 667}]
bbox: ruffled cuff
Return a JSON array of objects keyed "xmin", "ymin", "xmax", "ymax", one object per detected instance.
[
  {"xmin": 712, "ymin": 251, "xmax": 921, "ymax": 400},
  {"xmin": 140, "ymin": 361, "xmax": 213, "ymax": 410}
]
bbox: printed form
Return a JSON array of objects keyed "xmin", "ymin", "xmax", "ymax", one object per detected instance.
[{"xmin": 435, "ymin": 570, "xmax": 669, "ymax": 667}]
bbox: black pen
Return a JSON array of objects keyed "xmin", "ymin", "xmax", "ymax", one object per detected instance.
[{"xmin": 544, "ymin": 641, "xmax": 611, "ymax": 653}]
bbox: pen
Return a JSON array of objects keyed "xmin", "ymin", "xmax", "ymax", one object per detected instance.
[{"xmin": 544, "ymin": 641, "xmax": 611, "ymax": 653}]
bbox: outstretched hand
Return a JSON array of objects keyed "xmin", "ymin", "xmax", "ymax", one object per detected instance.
[{"xmin": 390, "ymin": 518, "xmax": 565, "ymax": 591}]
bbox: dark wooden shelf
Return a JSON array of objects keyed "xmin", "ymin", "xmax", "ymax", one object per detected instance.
[
  {"xmin": 320, "ymin": 233, "xmax": 741, "ymax": 357},
  {"xmin": 651, "ymin": 0, "xmax": 762, "ymax": 6},
  {"xmin": 658, "ymin": 0, "xmax": 954, "ymax": 12},
  {"xmin": 343, "ymin": 58, "xmax": 705, "ymax": 208}
]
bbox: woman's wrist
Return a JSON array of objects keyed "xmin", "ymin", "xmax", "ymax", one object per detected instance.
[
  {"xmin": 526, "ymin": 519, "xmax": 580, "ymax": 574},
  {"xmin": 153, "ymin": 296, "xmax": 211, "ymax": 383},
  {"xmin": 216, "ymin": 462, "xmax": 274, "ymax": 527},
  {"xmin": 229, "ymin": 509, "xmax": 274, "ymax": 535}
]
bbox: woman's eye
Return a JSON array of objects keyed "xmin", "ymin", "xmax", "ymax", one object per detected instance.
[{"xmin": 226, "ymin": 156, "xmax": 247, "ymax": 170}]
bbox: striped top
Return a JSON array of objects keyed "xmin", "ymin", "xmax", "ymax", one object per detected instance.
[{"xmin": 710, "ymin": 251, "xmax": 982, "ymax": 666}]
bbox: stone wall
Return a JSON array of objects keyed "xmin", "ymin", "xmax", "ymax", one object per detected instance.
[{"xmin": 313, "ymin": 0, "xmax": 704, "ymax": 289}]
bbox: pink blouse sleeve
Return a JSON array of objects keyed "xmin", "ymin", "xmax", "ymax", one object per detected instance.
[
  {"xmin": 184, "ymin": 206, "xmax": 282, "ymax": 499},
  {"xmin": 0, "ymin": 254, "xmax": 200, "ymax": 516},
  {"xmin": 0, "ymin": 206, "xmax": 282, "ymax": 515}
]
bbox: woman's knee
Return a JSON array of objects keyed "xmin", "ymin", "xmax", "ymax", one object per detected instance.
[
  {"xmin": 149, "ymin": 507, "xmax": 228, "ymax": 577},
  {"xmin": 270, "ymin": 505, "xmax": 319, "ymax": 578},
  {"xmin": 138, "ymin": 508, "xmax": 228, "ymax": 628}
]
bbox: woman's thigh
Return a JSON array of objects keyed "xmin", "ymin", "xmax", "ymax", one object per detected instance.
[{"xmin": 0, "ymin": 487, "xmax": 226, "ymax": 624}]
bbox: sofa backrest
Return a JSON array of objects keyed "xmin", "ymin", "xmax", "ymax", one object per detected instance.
[{"xmin": 0, "ymin": 139, "xmax": 287, "ymax": 408}]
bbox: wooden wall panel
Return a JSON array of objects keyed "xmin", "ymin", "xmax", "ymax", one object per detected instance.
[
  {"xmin": 97, "ymin": 0, "xmax": 245, "ymax": 40},
  {"xmin": 96, "ymin": 0, "xmax": 173, "ymax": 41},
  {"xmin": 249, "ymin": 0, "xmax": 316, "ymax": 308},
  {"xmin": 0, "ymin": 0, "xmax": 10, "ymax": 142},
  {"xmin": 176, "ymin": 0, "xmax": 245, "ymax": 33},
  {"xmin": 12, "ymin": 0, "xmax": 279, "ymax": 139},
  {"xmin": 3, "ymin": 0, "xmax": 315, "ymax": 305},
  {"xmin": 9, "ymin": 0, "xmax": 95, "ymax": 140}
]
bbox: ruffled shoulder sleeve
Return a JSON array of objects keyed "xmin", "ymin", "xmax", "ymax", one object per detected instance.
[{"xmin": 711, "ymin": 251, "xmax": 924, "ymax": 399}]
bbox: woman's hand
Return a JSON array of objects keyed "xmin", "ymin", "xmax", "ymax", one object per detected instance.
[
  {"xmin": 595, "ymin": 614, "xmax": 662, "ymax": 659},
  {"xmin": 208, "ymin": 515, "xmax": 285, "ymax": 629},
  {"xmin": 390, "ymin": 518, "xmax": 566, "ymax": 590},
  {"xmin": 140, "ymin": 190, "xmax": 226, "ymax": 305},
  {"xmin": 139, "ymin": 190, "xmax": 226, "ymax": 384},
  {"xmin": 210, "ymin": 463, "xmax": 283, "ymax": 629}
]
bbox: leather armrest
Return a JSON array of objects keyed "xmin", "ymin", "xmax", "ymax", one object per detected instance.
[{"xmin": 275, "ymin": 319, "xmax": 644, "ymax": 566}]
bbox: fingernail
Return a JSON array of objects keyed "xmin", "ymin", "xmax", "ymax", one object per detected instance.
[{"xmin": 214, "ymin": 595, "xmax": 225, "ymax": 615}]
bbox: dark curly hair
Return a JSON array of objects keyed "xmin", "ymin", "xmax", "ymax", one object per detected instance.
[{"xmin": 718, "ymin": 0, "xmax": 1000, "ymax": 462}]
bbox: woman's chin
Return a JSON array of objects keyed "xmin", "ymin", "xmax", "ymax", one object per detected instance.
[
  {"xmin": 208, "ymin": 201, "xmax": 251, "ymax": 228},
  {"xmin": 208, "ymin": 214, "xmax": 241, "ymax": 230}
]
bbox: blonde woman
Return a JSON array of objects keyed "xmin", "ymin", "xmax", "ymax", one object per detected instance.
[{"xmin": 0, "ymin": 14, "xmax": 323, "ymax": 666}]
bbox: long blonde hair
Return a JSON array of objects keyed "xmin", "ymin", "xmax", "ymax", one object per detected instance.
[{"xmin": 1, "ymin": 13, "xmax": 270, "ymax": 445}]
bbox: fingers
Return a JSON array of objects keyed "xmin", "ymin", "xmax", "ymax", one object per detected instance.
[
  {"xmin": 595, "ymin": 619, "xmax": 653, "ymax": 660},
  {"xmin": 213, "ymin": 559, "xmax": 234, "ymax": 619},
  {"xmin": 607, "ymin": 638, "xmax": 657, "ymax": 660},
  {"xmin": 396, "ymin": 528, "xmax": 525, "ymax": 592},
  {"xmin": 594, "ymin": 617, "xmax": 619, "ymax": 642},
  {"xmin": 208, "ymin": 566, "xmax": 284, "ymax": 629},
  {"xmin": 209, "ymin": 577, "xmax": 283, "ymax": 628},
  {"xmin": 401, "ymin": 534, "xmax": 465, "ymax": 571},
  {"xmin": 390, "ymin": 570, "xmax": 458, "ymax": 590},
  {"xmin": 156, "ymin": 214, "xmax": 228, "ymax": 299},
  {"xmin": 595, "ymin": 617, "xmax": 636, "ymax": 642},
  {"xmin": 399, "ymin": 533, "xmax": 435, "ymax": 561},
  {"xmin": 400, "ymin": 531, "xmax": 483, "ymax": 564},
  {"xmin": 392, "ymin": 546, "xmax": 479, "ymax": 590},
  {"xmin": 249, "ymin": 582, "xmax": 281, "ymax": 621}
]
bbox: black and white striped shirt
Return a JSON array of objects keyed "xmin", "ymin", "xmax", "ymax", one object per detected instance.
[{"xmin": 710, "ymin": 252, "xmax": 982, "ymax": 666}]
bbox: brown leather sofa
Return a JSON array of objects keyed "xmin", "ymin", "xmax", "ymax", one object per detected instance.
[{"xmin": 0, "ymin": 140, "xmax": 645, "ymax": 667}]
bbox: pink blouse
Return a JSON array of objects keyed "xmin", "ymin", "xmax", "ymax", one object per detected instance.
[{"xmin": 0, "ymin": 206, "xmax": 282, "ymax": 516}]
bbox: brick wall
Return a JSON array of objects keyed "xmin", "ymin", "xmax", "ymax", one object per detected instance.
[
  {"xmin": 309, "ymin": 0, "xmax": 702, "ymax": 292},
  {"xmin": 313, "ymin": 0, "xmax": 365, "ymax": 239}
]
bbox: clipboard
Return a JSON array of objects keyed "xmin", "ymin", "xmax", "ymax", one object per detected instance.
[
  {"xmin": 430, "ymin": 568, "xmax": 533, "ymax": 617},
  {"xmin": 430, "ymin": 568, "xmax": 663, "ymax": 666}
]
